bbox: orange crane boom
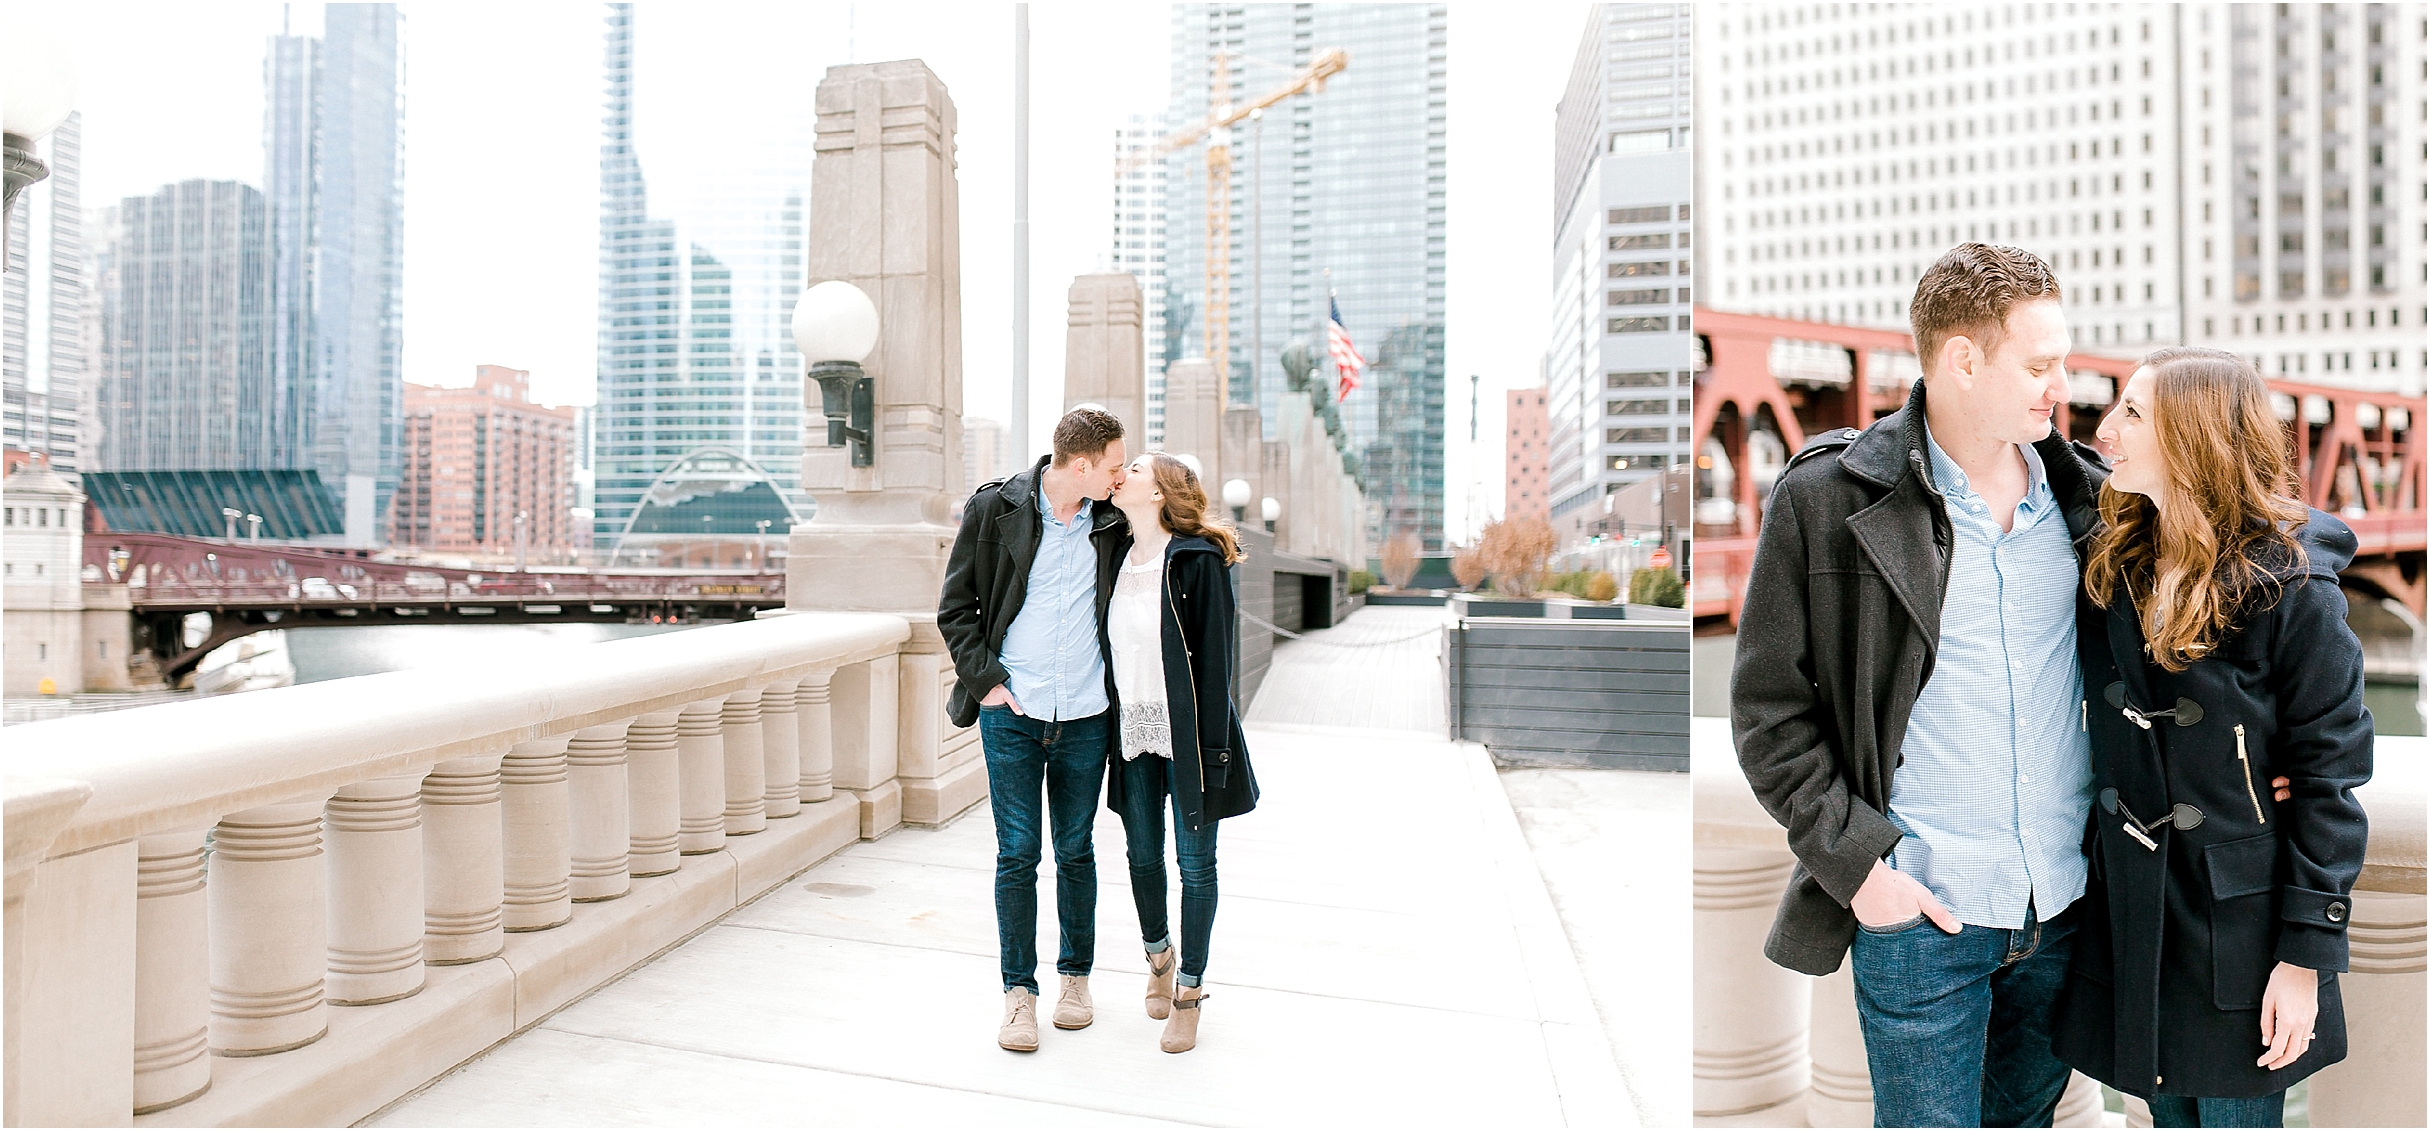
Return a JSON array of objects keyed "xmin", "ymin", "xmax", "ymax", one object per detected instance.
[{"xmin": 1120, "ymin": 48, "xmax": 1347, "ymax": 399}]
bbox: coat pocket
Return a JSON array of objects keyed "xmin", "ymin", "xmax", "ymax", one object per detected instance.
[{"xmin": 2204, "ymin": 831, "xmax": 2280, "ymax": 1010}]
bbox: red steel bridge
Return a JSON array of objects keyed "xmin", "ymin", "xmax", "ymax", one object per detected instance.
[
  {"xmin": 85, "ymin": 532, "xmax": 786, "ymax": 681},
  {"xmin": 1690, "ymin": 308, "xmax": 2426, "ymax": 629}
]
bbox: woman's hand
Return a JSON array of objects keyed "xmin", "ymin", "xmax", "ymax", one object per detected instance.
[{"xmin": 2257, "ymin": 961, "xmax": 2319, "ymax": 1070}]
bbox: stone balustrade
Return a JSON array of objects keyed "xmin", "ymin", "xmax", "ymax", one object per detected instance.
[
  {"xmin": 1, "ymin": 612, "xmax": 923, "ymax": 1126},
  {"xmin": 1691, "ymin": 717, "xmax": 2427, "ymax": 1128}
]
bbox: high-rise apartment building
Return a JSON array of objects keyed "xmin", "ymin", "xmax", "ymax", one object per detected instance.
[
  {"xmin": 592, "ymin": 4, "xmax": 808, "ymax": 554},
  {"xmin": 92, "ymin": 181, "xmax": 276, "ymax": 472},
  {"xmin": 1545, "ymin": 4, "xmax": 1695, "ymax": 530},
  {"xmin": 1111, "ymin": 115, "xmax": 1172, "ymax": 447},
  {"xmin": 3, "ymin": 113, "xmax": 89, "ymax": 471},
  {"xmin": 1694, "ymin": 3, "xmax": 2426, "ymax": 395},
  {"xmin": 266, "ymin": 4, "xmax": 408, "ymax": 544},
  {"xmin": 1505, "ymin": 387, "xmax": 1551, "ymax": 525},
  {"xmin": 1162, "ymin": 4, "xmax": 1449, "ymax": 548},
  {"xmin": 392, "ymin": 365, "xmax": 578, "ymax": 560},
  {"xmin": 961, "ymin": 415, "xmax": 1013, "ymax": 494}
]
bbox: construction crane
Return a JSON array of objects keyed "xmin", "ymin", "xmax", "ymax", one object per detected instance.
[{"xmin": 1120, "ymin": 48, "xmax": 1347, "ymax": 395}]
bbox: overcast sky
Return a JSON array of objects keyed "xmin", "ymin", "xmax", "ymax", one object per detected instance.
[{"xmin": 46, "ymin": 1, "xmax": 1584, "ymax": 541}]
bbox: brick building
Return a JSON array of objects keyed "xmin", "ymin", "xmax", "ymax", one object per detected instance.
[
  {"xmin": 393, "ymin": 366, "xmax": 578, "ymax": 560},
  {"xmin": 1505, "ymin": 387, "xmax": 1551, "ymax": 525}
]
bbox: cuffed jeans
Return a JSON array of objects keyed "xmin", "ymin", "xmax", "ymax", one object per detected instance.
[
  {"xmin": 978, "ymin": 707, "xmax": 1109, "ymax": 994},
  {"xmin": 1849, "ymin": 900, "xmax": 2078, "ymax": 1128},
  {"xmin": 2147, "ymin": 1093, "xmax": 2287, "ymax": 1128},
  {"xmin": 1112, "ymin": 752, "xmax": 1218, "ymax": 987}
]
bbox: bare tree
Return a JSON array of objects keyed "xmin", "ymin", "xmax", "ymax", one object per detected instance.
[
  {"xmin": 1380, "ymin": 531, "xmax": 1421, "ymax": 590},
  {"xmin": 1476, "ymin": 517, "xmax": 1558, "ymax": 597},
  {"xmin": 1450, "ymin": 543, "xmax": 1487, "ymax": 591}
]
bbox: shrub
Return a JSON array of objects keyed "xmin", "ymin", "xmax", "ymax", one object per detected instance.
[
  {"xmin": 1450, "ymin": 544, "xmax": 1487, "ymax": 590},
  {"xmin": 1477, "ymin": 517, "xmax": 1558, "ymax": 597},
  {"xmin": 1379, "ymin": 532, "xmax": 1421, "ymax": 590},
  {"xmin": 1629, "ymin": 565, "xmax": 1686, "ymax": 608},
  {"xmin": 1583, "ymin": 570, "xmax": 1619, "ymax": 602},
  {"xmin": 1347, "ymin": 569, "xmax": 1375, "ymax": 594}
]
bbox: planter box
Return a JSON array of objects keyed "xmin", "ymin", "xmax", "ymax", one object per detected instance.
[{"xmin": 1365, "ymin": 591, "xmax": 1450, "ymax": 607}]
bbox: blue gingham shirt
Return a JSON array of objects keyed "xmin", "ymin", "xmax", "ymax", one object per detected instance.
[
  {"xmin": 1885, "ymin": 426, "xmax": 2095, "ymax": 930},
  {"xmin": 997, "ymin": 480, "xmax": 1109, "ymax": 722}
]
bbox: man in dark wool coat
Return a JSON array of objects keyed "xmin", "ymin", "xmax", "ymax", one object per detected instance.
[{"xmin": 1732, "ymin": 243, "xmax": 2132, "ymax": 1127}]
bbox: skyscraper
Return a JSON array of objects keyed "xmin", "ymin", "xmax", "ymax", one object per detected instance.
[
  {"xmin": 1544, "ymin": 4, "xmax": 1694, "ymax": 526},
  {"xmin": 1162, "ymin": 4, "xmax": 1449, "ymax": 548},
  {"xmin": 591, "ymin": 3, "xmax": 808, "ymax": 554},
  {"xmin": 1111, "ymin": 115, "xmax": 1172, "ymax": 447},
  {"xmin": 264, "ymin": 3, "xmax": 407, "ymax": 544},
  {"xmin": 2, "ymin": 112, "xmax": 87, "ymax": 470},
  {"xmin": 1694, "ymin": 3, "xmax": 2425, "ymax": 395},
  {"xmin": 92, "ymin": 181, "xmax": 275, "ymax": 471}
]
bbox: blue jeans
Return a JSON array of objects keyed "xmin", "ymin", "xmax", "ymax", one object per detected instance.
[
  {"xmin": 978, "ymin": 707, "xmax": 1108, "ymax": 994},
  {"xmin": 2147, "ymin": 1093, "xmax": 2286, "ymax": 1128},
  {"xmin": 1112, "ymin": 752, "xmax": 1218, "ymax": 987},
  {"xmin": 1849, "ymin": 900, "xmax": 2078, "ymax": 1128}
]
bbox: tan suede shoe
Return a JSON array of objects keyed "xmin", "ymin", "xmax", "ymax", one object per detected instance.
[
  {"xmin": 999, "ymin": 988, "xmax": 1039, "ymax": 1051},
  {"xmin": 1053, "ymin": 974, "xmax": 1094, "ymax": 1030},
  {"xmin": 1144, "ymin": 949, "xmax": 1177, "ymax": 1020},
  {"xmin": 1160, "ymin": 985, "xmax": 1208, "ymax": 1053}
]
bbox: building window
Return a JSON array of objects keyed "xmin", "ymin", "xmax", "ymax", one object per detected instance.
[
  {"xmin": 1609, "ymin": 261, "xmax": 1671, "ymax": 278},
  {"xmin": 1609, "ymin": 233, "xmax": 1673, "ymax": 251},
  {"xmin": 1607, "ymin": 371, "xmax": 1669, "ymax": 388},
  {"xmin": 1608, "ymin": 316, "xmax": 1672, "ymax": 333},
  {"xmin": 1608, "ymin": 205, "xmax": 1672, "ymax": 224},
  {"xmin": 1609, "ymin": 288, "xmax": 1672, "ymax": 306}
]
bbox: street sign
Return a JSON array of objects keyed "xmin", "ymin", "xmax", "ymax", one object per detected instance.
[{"xmin": 1648, "ymin": 546, "xmax": 1673, "ymax": 570}]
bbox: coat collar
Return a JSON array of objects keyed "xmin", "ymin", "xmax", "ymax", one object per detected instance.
[
  {"xmin": 1846, "ymin": 379, "xmax": 2107, "ymax": 536},
  {"xmin": 997, "ymin": 454, "xmax": 1127, "ymax": 538}
]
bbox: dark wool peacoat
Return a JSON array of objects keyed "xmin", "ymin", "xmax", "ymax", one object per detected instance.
[
  {"xmin": 1731, "ymin": 378, "xmax": 2111, "ymax": 976},
  {"xmin": 2051, "ymin": 511, "xmax": 2373, "ymax": 1101},
  {"xmin": 1100, "ymin": 534, "xmax": 1259, "ymax": 831},
  {"xmin": 937, "ymin": 455, "xmax": 1129, "ymax": 729}
]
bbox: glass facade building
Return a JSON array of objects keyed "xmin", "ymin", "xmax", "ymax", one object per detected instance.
[
  {"xmin": 2, "ymin": 112, "xmax": 87, "ymax": 471},
  {"xmin": 92, "ymin": 181, "xmax": 275, "ymax": 472},
  {"xmin": 1111, "ymin": 115, "xmax": 1172, "ymax": 447},
  {"xmin": 1161, "ymin": 3, "xmax": 1448, "ymax": 549},
  {"xmin": 264, "ymin": 3, "xmax": 407, "ymax": 545},
  {"xmin": 1545, "ymin": 4, "xmax": 1694, "ymax": 527},
  {"xmin": 592, "ymin": 3, "xmax": 808, "ymax": 554}
]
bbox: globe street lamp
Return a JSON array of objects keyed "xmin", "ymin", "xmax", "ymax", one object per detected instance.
[
  {"xmin": 2, "ymin": 13, "xmax": 77, "ymax": 268},
  {"xmin": 790, "ymin": 280, "xmax": 879, "ymax": 468},
  {"xmin": 1223, "ymin": 478, "xmax": 1252, "ymax": 525},
  {"xmin": 1260, "ymin": 496, "xmax": 1280, "ymax": 534}
]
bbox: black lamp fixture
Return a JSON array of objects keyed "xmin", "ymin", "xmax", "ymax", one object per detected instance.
[{"xmin": 790, "ymin": 281, "xmax": 879, "ymax": 468}]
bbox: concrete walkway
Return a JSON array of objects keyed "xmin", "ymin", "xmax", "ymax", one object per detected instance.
[{"xmin": 373, "ymin": 606, "xmax": 1658, "ymax": 1127}]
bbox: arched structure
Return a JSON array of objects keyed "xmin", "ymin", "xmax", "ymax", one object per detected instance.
[{"xmin": 610, "ymin": 447, "xmax": 808, "ymax": 567}]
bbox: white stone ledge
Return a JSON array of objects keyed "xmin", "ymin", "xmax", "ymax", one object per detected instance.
[
  {"xmin": 4, "ymin": 614, "xmax": 909, "ymax": 858},
  {"xmin": 134, "ymin": 798, "xmax": 862, "ymax": 1128}
]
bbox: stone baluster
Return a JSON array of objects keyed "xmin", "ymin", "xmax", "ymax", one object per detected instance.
[
  {"xmin": 760, "ymin": 679, "xmax": 802, "ymax": 819},
  {"xmin": 421, "ymin": 757, "xmax": 504, "ymax": 964},
  {"xmin": 797, "ymin": 669, "xmax": 836, "ymax": 803},
  {"xmin": 501, "ymin": 736, "xmax": 573, "ymax": 932},
  {"xmin": 677, "ymin": 701, "xmax": 728, "ymax": 855},
  {"xmin": 209, "ymin": 800, "xmax": 330, "ymax": 1055},
  {"xmin": 323, "ymin": 776, "xmax": 425, "ymax": 1005},
  {"xmin": 132, "ymin": 830, "xmax": 210, "ymax": 1114},
  {"xmin": 1692, "ymin": 846, "xmax": 1807, "ymax": 1125},
  {"xmin": 1804, "ymin": 965, "xmax": 1869, "ymax": 1126},
  {"xmin": 566, "ymin": 722, "xmax": 633, "ymax": 901},
  {"xmin": 2305, "ymin": 887, "xmax": 2428, "ymax": 1127},
  {"xmin": 721, "ymin": 690, "xmax": 767, "ymax": 835},
  {"xmin": 625, "ymin": 712, "xmax": 681, "ymax": 875}
]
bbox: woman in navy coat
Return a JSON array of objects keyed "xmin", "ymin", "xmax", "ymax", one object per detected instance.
[{"xmin": 2051, "ymin": 348, "xmax": 2373, "ymax": 1127}]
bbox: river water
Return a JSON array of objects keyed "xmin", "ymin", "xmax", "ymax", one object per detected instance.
[{"xmin": 283, "ymin": 622, "xmax": 708, "ymax": 684}]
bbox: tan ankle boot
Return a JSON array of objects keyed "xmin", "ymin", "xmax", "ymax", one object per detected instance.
[
  {"xmin": 1144, "ymin": 949, "xmax": 1177, "ymax": 1020},
  {"xmin": 1052, "ymin": 974, "xmax": 1093, "ymax": 1030},
  {"xmin": 1160, "ymin": 984, "xmax": 1208, "ymax": 1053},
  {"xmin": 999, "ymin": 988, "xmax": 1039, "ymax": 1051}
]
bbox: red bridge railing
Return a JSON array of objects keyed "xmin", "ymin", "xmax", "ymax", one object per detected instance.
[{"xmin": 1690, "ymin": 307, "xmax": 2425, "ymax": 626}]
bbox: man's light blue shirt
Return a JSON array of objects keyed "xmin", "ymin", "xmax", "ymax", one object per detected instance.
[
  {"xmin": 997, "ymin": 479, "xmax": 1109, "ymax": 722},
  {"xmin": 1886, "ymin": 426, "xmax": 2095, "ymax": 929}
]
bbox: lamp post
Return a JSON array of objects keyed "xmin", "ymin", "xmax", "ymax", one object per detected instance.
[
  {"xmin": 1, "ymin": 15, "xmax": 76, "ymax": 270},
  {"xmin": 246, "ymin": 514, "xmax": 263, "ymax": 542},
  {"xmin": 222, "ymin": 508, "xmax": 242, "ymax": 542},
  {"xmin": 790, "ymin": 280, "xmax": 880, "ymax": 468},
  {"xmin": 1223, "ymin": 478, "xmax": 1252, "ymax": 525},
  {"xmin": 755, "ymin": 519, "xmax": 772, "ymax": 572}
]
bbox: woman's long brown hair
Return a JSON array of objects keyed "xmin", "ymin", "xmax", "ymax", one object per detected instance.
[
  {"xmin": 2083, "ymin": 347, "xmax": 2308, "ymax": 671},
  {"xmin": 1143, "ymin": 453, "xmax": 1244, "ymax": 565}
]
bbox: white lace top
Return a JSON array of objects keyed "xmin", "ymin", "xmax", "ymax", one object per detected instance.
[{"xmin": 1109, "ymin": 553, "xmax": 1171, "ymax": 760}]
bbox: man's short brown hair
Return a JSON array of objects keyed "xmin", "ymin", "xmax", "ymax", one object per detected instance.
[
  {"xmin": 1908, "ymin": 243, "xmax": 2063, "ymax": 376},
  {"xmin": 1050, "ymin": 406, "xmax": 1124, "ymax": 467}
]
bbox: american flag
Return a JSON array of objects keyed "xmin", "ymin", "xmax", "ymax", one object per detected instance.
[{"xmin": 1327, "ymin": 294, "xmax": 1365, "ymax": 402}]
